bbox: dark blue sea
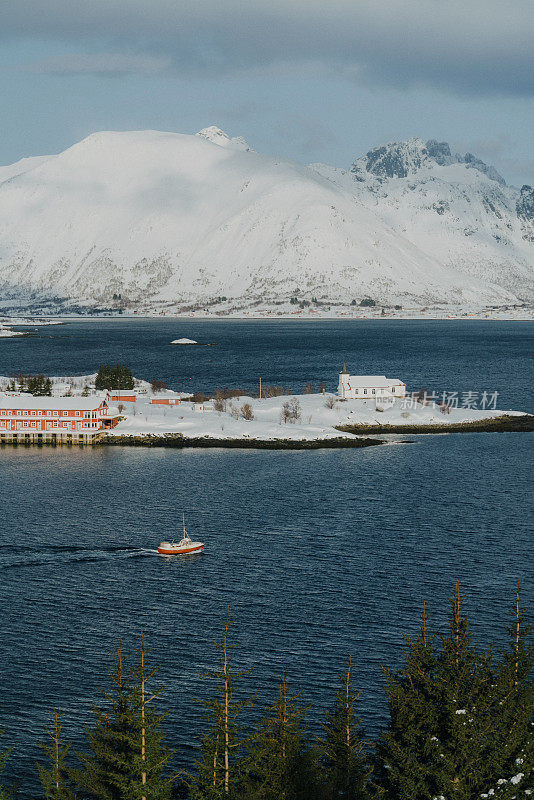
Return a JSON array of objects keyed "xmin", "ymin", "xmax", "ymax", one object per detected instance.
[{"xmin": 0, "ymin": 319, "xmax": 532, "ymax": 794}]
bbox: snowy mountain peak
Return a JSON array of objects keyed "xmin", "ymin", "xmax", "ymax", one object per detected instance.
[
  {"xmin": 0, "ymin": 127, "xmax": 531, "ymax": 313},
  {"xmin": 352, "ymin": 137, "xmax": 430, "ymax": 180},
  {"xmin": 196, "ymin": 126, "xmax": 253, "ymax": 152},
  {"xmin": 350, "ymin": 137, "xmax": 505, "ymax": 185}
]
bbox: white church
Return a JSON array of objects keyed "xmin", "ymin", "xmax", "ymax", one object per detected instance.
[{"xmin": 337, "ymin": 363, "xmax": 406, "ymax": 400}]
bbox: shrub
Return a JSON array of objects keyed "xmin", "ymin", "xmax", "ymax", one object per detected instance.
[
  {"xmin": 281, "ymin": 397, "xmax": 301, "ymax": 424},
  {"xmin": 304, "ymin": 382, "xmax": 314, "ymax": 394},
  {"xmin": 416, "ymin": 388, "xmax": 431, "ymax": 405},
  {"xmin": 151, "ymin": 379, "xmax": 168, "ymax": 393},
  {"xmin": 263, "ymin": 385, "xmax": 286, "ymax": 398},
  {"xmin": 213, "ymin": 387, "xmax": 245, "ymax": 400},
  {"xmin": 240, "ymin": 402, "xmax": 254, "ymax": 421},
  {"xmin": 213, "ymin": 393, "xmax": 226, "ymax": 412},
  {"xmin": 359, "ymin": 298, "xmax": 376, "ymax": 307},
  {"xmin": 228, "ymin": 403, "xmax": 240, "ymax": 419},
  {"xmin": 324, "ymin": 395, "xmax": 336, "ymax": 409}
]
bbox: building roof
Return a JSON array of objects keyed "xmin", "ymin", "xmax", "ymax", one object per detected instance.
[
  {"xmin": 340, "ymin": 361, "xmax": 349, "ymax": 374},
  {"xmin": 344, "ymin": 375, "xmax": 405, "ymax": 388},
  {"xmin": 0, "ymin": 393, "xmax": 107, "ymax": 410}
]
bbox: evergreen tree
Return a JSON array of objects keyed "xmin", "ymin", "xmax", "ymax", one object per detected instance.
[
  {"xmin": 375, "ymin": 603, "xmax": 443, "ymax": 800},
  {"xmin": 433, "ymin": 582, "xmax": 495, "ymax": 799},
  {"xmin": 95, "ymin": 365, "xmax": 111, "ymax": 391},
  {"xmin": 77, "ymin": 639, "xmax": 171, "ymax": 800},
  {"xmin": 189, "ymin": 609, "xmax": 252, "ymax": 800},
  {"xmin": 318, "ymin": 658, "xmax": 370, "ymax": 800},
  {"xmin": 44, "ymin": 377, "xmax": 53, "ymax": 396},
  {"xmin": 37, "ymin": 710, "xmax": 76, "ymax": 800},
  {"xmin": 0, "ymin": 724, "xmax": 12, "ymax": 800},
  {"xmin": 95, "ymin": 364, "xmax": 134, "ymax": 391},
  {"xmin": 116, "ymin": 365, "xmax": 134, "ymax": 391},
  {"xmin": 481, "ymin": 585, "xmax": 534, "ymax": 798},
  {"xmin": 131, "ymin": 630, "xmax": 173, "ymax": 800},
  {"xmin": 241, "ymin": 666, "xmax": 316, "ymax": 800}
]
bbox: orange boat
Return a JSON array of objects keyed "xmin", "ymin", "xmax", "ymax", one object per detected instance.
[{"xmin": 158, "ymin": 514, "xmax": 204, "ymax": 556}]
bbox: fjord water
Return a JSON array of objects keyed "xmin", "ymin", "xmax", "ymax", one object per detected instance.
[{"xmin": 0, "ymin": 319, "xmax": 532, "ymax": 794}]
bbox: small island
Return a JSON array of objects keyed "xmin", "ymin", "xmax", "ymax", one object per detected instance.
[{"xmin": 0, "ymin": 363, "xmax": 531, "ymax": 448}]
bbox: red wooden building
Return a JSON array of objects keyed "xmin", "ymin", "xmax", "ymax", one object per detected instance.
[{"xmin": 0, "ymin": 394, "xmax": 119, "ymax": 444}]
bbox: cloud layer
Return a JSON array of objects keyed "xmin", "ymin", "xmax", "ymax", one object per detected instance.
[{"xmin": 2, "ymin": 0, "xmax": 533, "ymax": 95}]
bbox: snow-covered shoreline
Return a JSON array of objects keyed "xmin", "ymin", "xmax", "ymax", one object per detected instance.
[
  {"xmin": 0, "ymin": 326, "xmax": 28, "ymax": 338},
  {"xmin": 104, "ymin": 392, "xmax": 530, "ymax": 444},
  {"xmin": 1, "ymin": 306, "xmax": 533, "ymax": 322},
  {"xmin": 1, "ymin": 375, "xmax": 531, "ymax": 446}
]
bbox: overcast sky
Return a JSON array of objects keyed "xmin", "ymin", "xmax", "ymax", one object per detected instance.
[{"xmin": 1, "ymin": 0, "xmax": 533, "ymax": 185}]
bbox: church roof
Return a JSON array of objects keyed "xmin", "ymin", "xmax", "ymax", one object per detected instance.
[
  {"xmin": 340, "ymin": 361, "xmax": 349, "ymax": 374},
  {"xmin": 344, "ymin": 376, "xmax": 404, "ymax": 388}
]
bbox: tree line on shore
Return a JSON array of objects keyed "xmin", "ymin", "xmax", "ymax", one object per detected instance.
[{"xmin": 0, "ymin": 584, "xmax": 532, "ymax": 800}]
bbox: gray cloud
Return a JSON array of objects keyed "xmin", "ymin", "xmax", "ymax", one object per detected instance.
[
  {"xmin": 20, "ymin": 52, "xmax": 172, "ymax": 76},
  {"xmin": 2, "ymin": 0, "xmax": 533, "ymax": 95}
]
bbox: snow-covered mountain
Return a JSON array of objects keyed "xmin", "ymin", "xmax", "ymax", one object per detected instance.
[{"xmin": 0, "ymin": 128, "xmax": 532, "ymax": 312}]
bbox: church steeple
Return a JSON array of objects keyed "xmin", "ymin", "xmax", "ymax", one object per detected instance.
[{"xmin": 340, "ymin": 361, "xmax": 349, "ymax": 375}]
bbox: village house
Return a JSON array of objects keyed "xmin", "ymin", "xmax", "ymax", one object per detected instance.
[
  {"xmin": 337, "ymin": 363, "xmax": 406, "ymax": 400},
  {"xmin": 150, "ymin": 395, "xmax": 180, "ymax": 405},
  {"xmin": 107, "ymin": 392, "xmax": 137, "ymax": 402},
  {"xmin": 0, "ymin": 394, "xmax": 119, "ymax": 445}
]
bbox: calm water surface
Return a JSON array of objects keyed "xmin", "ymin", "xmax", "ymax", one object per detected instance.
[{"xmin": 0, "ymin": 320, "xmax": 532, "ymax": 794}]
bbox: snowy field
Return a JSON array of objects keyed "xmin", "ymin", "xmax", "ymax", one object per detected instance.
[
  {"xmin": 0, "ymin": 374, "xmax": 528, "ymax": 442},
  {"xmin": 107, "ymin": 391, "xmax": 526, "ymax": 442}
]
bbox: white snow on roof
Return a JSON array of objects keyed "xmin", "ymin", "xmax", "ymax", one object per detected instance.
[
  {"xmin": 346, "ymin": 375, "xmax": 404, "ymax": 387},
  {"xmin": 0, "ymin": 393, "xmax": 107, "ymax": 410}
]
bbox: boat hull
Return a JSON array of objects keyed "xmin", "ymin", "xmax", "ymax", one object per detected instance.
[{"xmin": 157, "ymin": 543, "xmax": 204, "ymax": 556}]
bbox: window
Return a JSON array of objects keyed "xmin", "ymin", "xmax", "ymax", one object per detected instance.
[
  {"xmin": 63, "ymin": 422, "xmax": 68, "ymax": 428},
  {"xmin": 84, "ymin": 412, "xmax": 90, "ymax": 418},
  {"xmin": 63, "ymin": 411, "xmax": 68, "ymax": 416},
  {"xmin": 31, "ymin": 422, "xmax": 36, "ymax": 428},
  {"xmin": 363, "ymin": 389, "xmax": 367, "ymax": 395},
  {"xmin": 53, "ymin": 422, "xmax": 58, "ymax": 428},
  {"xmin": 75, "ymin": 411, "xmax": 80, "ymax": 417},
  {"xmin": 372, "ymin": 389, "xmax": 376, "ymax": 395},
  {"xmin": 392, "ymin": 386, "xmax": 396, "ymax": 392},
  {"xmin": 23, "ymin": 422, "xmax": 28, "ymax": 428},
  {"xmin": 53, "ymin": 411, "xmax": 58, "ymax": 416}
]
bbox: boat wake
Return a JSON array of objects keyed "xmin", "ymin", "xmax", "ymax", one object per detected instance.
[{"xmin": 0, "ymin": 545, "xmax": 158, "ymax": 570}]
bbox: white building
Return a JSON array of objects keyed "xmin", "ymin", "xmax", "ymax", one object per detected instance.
[{"xmin": 337, "ymin": 363, "xmax": 406, "ymax": 400}]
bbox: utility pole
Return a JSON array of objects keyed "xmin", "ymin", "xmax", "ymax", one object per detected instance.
[{"xmin": 259, "ymin": 377, "xmax": 262, "ymax": 399}]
